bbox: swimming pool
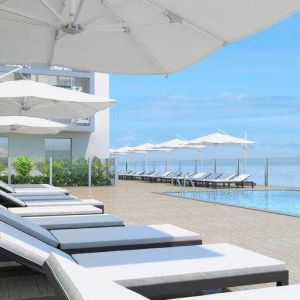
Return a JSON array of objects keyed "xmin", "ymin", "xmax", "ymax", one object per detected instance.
[{"xmin": 166, "ymin": 190, "xmax": 300, "ymax": 217}]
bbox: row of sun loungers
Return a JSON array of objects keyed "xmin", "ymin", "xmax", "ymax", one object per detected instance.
[
  {"xmin": 0, "ymin": 180, "xmax": 295, "ymax": 299},
  {"xmin": 119, "ymin": 170, "xmax": 255, "ymax": 188}
]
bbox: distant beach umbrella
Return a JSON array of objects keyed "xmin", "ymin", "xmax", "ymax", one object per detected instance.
[
  {"xmin": 111, "ymin": 146, "xmax": 134, "ymax": 154},
  {"xmin": 186, "ymin": 132, "xmax": 255, "ymax": 172},
  {"xmin": 0, "ymin": 116, "xmax": 66, "ymax": 135},
  {"xmin": 0, "ymin": 80, "xmax": 116, "ymax": 119},
  {"xmin": 186, "ymin": 132, "xmax": 255, "ymax": 147},
  {"xmin": 0, "ymin": 1, "xmax": 298, "ymax": 74}
]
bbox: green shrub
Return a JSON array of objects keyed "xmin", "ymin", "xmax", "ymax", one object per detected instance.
[
  {"xmin": 13, "ymin": 156, "xmax": 33, "ymax": 180},
  {"xmin": 92, "ymin": 157, "xmax": 111, "ymax": 186},
  {"xmin": 0, "ymin": 160, "xmax": 6, "ymax": 175},
  {"xmin": 35, "ymin": 158, "xmax": 49, "ymax": 177}
]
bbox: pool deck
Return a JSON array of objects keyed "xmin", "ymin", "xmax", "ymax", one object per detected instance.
[{"xmin": 1, "ymin": 181, "xmax": 300, "ymax": 299}]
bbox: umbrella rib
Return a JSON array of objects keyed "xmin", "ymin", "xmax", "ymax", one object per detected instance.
[
  {"xmin": 72, "ymin": 0, "xmax": 84, "ymax": 25},
  {"xmin": 140, "ymin": 0, "xmax": 228, "ymax": 45},
  {"xmin": 39, "ymin": 0, "xmax": 65, "ymax": 24},
  {"xmin": 81, "ymin": 0, "xmax": 131, "ymax": 27},
  {"xmin": 99, "ymin": 0, "xmax": 167, "ymax": 75},
  {"xmin": 0, "ymin": 4, "xmax": 60, "ymax": 28}
]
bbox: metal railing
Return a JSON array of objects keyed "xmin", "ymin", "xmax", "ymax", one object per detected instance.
[{"xmin": 117, "ymin": 157, "xmax": 300, "ymax": 188}]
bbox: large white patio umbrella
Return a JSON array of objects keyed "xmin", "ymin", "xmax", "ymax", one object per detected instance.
[
  {"xmin": 0, "ymin": 1, "xmax": 298, "ymax": 74},
  {"xmin": 0, "ymin": 116, "xmax": 67, "ymax": 134},
  {"xmin": 153, "ymin": 138, "xmax": 188, "ymax": 169},
  {"xmin": 186, "ymin": 132, "xmax": 255, "ymax": 172},
  {"xmin": 0, "ymin": 80, "xmax": 116, "ymax": 118},
  {"xmin": 129, "ymin": 143, "xmax": 156, "ymax": 172}
]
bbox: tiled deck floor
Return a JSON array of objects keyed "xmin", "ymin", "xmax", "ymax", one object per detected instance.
[{"xmin": 1, "ymin": 181, "xmax": 300, "ymax": 299}]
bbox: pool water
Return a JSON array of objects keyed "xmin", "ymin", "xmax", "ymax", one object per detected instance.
[{"xmin": 166, "ymin": 190, "xmax": 300, "ymax": 216}]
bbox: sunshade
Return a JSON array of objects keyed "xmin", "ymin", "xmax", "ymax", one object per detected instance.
[
  {"xmin": 0, "ymin": 80, "xmax": 116, "ymax": 118},
  {"xmin": 0, "ymin": 116, "xmax": 66, "ymax": 134},
  {"xmin": 0, "ymin": 1, "xmax": 298, "ymax": 74},
  {"xmin": 153, "ymin": 138, "xmax": 188, "ymax": 150},
  {"xmin": 186, "ymin": 132, "xmax": 255, "ymax": 173},
  {"xmin": 186, "ymin": 132, "xmax": 255, "ymax": 146},
  {"xmin": 111, "ymin": 146, "xmax": 134, "ymax": 154},
  {"xmin": 130, "ymin": 143, "xmax": 155, "ymax": 153}
]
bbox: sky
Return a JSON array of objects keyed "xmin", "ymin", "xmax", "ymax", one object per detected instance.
[{"xmin": 109, "ymin": 12, "xmax": 300, "ymax": 160}]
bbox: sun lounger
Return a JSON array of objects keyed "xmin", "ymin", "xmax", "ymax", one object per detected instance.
[
  {"xmin": 44, "ymin": 252, "xmax": 297, "ymax": 300},
  {"xmin": 0, "ymin": 207, "xmax": 202, "ymax": 252},
  {"xmin": 0, "ymin": 180, "xmax": 68, "ymax": 196},
  {"xmin": 163, "ymin": 172, "xmax": 183, "ymax": 184},
  {"xmin": 0, "ymin": 222, "xmax": 288, "ymax": 299},
  {"xmin": 45, "ymin": 253, "xmax": 148, "ymax": 300},
  {"xmin": 141, "ymin": 171, "xmax": 160, "ymax": 181},
  {"xmin": 8, "ymin": 205, "xmax": 102, "ymax": 217},
  {"xmin": 209, "ymin": 174, "xmax": 255, "ymax": 188},
  {"xmin": 26, "ymin": 214, "xmax": 124, "ymax": 230},
  {"xmin": 203, "ymin": 174, "xmax": 237, "ymax": 188},
  {"xmin": 153, "ymin": 171, "xmax": 173, "ymax": 182},
  {"xmin": 118, "ymin": 170, "xmax": 133, "ymax": 180},
  {"xmin": 0, "ymin": 189, "xmax": 104, "ymax": 210},
  {"xmin": 15, "ymin": 194, "xmax": 79, "ymax": 201},
  {"xmin": 134, "ymin": 171, "xmax": 154, "ymax": 180},
  {"xmin": 193, "ymin": 173, "xmax": 222, "ymax": 187}
]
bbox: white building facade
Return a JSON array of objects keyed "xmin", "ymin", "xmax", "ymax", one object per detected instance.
[{"xmin": 0, "ymin": 66, "xmax": 110, "ymax": 161}]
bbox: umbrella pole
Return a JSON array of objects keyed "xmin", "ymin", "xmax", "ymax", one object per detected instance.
[
  {"xmin": 168, "ymin": 152, "xmax": 171, "ymax": 170},
  {"xmin": 244, "ymin": 131, "xmax": 247, "ymax": 173},
  {"xmin": 244, "ymin": 147, "xmax": 247, "ymax": 173},
  {"xmin": 199, "ymin": 149, "xmax": 203, "ymax": 173},
  {"xmin": 145, "ymin": 152, "xmax": 148, "ymax": 172}
]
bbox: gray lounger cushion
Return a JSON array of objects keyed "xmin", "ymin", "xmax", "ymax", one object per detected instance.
[
  {"xmin": 23, "ymin": 199, "xmax": 103, "ymax": 208},
  {"xmin": 0, "ymin": 221, "xmax": 71, "ymax": 268},
  {"xmin": 0, "ymin": 205, "xmax": 58, "ymax": 247},
  {"xmin": 45, "ymin": 253, "xmax": 147, "ymax": 300},
  {"xmin": 73, "ymin": 243, "xmax": 286, "ymax": 288},
  {"xmin": 12, "ymin": 189, "xmax": 67, "ymax": 196},
  {"xmin": 180, "ymin": 284, "xmax": 300, "ymax": 300},
  {"xmin": 26, "ymin": 214, "xmax": 124, "ymax": 230},
  {"xmin": 0, "ymin": 180, "xmax": 15, "ymax": 193},
  {"xmin": 8, "ymin": 205, "xmax": 102, "ymax": 217},
  {"xmin": 16, "ymin": 195, "xmax": 78, "ymax": 201},
  {"xmin": 50, "ymin": 224, "xmax": 201, "ymax": 250},
  {"xmin": 0, "ymin": 189, "xmax": 26, "ymax": 207}
]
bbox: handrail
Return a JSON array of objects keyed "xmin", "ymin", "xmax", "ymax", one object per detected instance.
[
  {"xmin": 176, "ymin": 177, "xmax": 183, "ymax": 193},
  {"xmin": 187, "ymin": 174, "xmax": 195, "ymax": 188}
]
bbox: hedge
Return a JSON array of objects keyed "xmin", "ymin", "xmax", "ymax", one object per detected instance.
[{"xmin": 0, "ymin": 156, "xmax": 112, "ymax": 187}]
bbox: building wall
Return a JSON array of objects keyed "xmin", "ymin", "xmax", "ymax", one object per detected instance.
[
  {"xmin": 86, "ymin": 73, "xmax": 110, "ymax": 158},
  {"xmin": 0, "ymin": 69, "xmax": 111, "ymax": 159}
]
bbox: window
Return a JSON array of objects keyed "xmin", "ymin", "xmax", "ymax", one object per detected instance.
[
  {"xmin": 45, "ymin": 138, "xmax": 71, "ymax": 159},
  {"xmin": 0, "ymin": 137, "xmax": 8, "ymax": 157}
]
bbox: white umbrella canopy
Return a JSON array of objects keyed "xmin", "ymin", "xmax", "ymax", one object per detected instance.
[
  {"xmin": 153, "ymin": 138, "xmax": 188, "ymax": 150},
  {"xmin": 186, "ymin": 132, "xmax": 255, "ymax": 146},
  {"xmin": 112, "ymin": 146, "xmax": 134, "ymax": 154},
  {"xmin": 0, "ymin": 80, "xmax": 116, "ymax": 118},
  {"xmin": 130, "ymin": 143, "xmax": 155, "ymax": 153},
  {"xmin": 0, "ymin": 1, "xmax": 298, "ymax": 74},
  {"xmin": 0, "ymin": 116, "xmax": 67, "ymax": 134}
]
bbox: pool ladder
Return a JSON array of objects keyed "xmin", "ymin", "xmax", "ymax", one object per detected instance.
[{"xmin": 177, "ymin": 175, "xmax": 195, "ymax": 193}]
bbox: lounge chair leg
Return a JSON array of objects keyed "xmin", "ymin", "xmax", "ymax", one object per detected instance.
[{"xmin": 276, "ymin": 271, "xmax": 289, "ymax": 286}]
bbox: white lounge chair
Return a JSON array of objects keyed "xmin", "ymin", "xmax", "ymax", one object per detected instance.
[
  {"xmin": 0, "ymin": 207, "xmax": 202, "ymax": 252},
  {"xmin": 210, "ymin": 174, "xmax": 255, "ymax": 188},
  {"xmin": 0, "ymin": 222, "xmax": 288, "ymax": 299},
  {"xmin": 26, "ymin": 214, "xmax": 124, "ymax": 230},
  {"xmin": 0, "ymin": 180, "xmax": 68, "ymax": 196},
  {"xmin": 8, "ymin": 205, "xmax": 102, "ymax": 217},
  {"xmin": 0, "ymin": 189, "xmax": 104, "ymax": 210},
  {"xmin": 44, "ymin": 253, "xmax": 298, "ymax": 300}
]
